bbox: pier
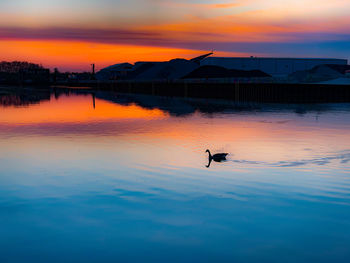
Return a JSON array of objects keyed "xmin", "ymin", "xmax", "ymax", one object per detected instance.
[{"xmin": 62, "ymin": 81, "xmax": 350, "ymax": 103}]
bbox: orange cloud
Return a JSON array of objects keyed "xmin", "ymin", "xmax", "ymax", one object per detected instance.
[
  {"xmin": 139, "ymin": 10, "xmax": 350, "ymax": 43},
  {"xmin": 212, "ymin": 3, "xmax": 241, "ymax": 8},
  {"xmin": 159, "ymin": 1, "xmax": 241, "ymax": 10}
]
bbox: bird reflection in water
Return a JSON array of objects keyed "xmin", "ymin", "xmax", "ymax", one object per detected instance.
[{"xmin": 205, "ymin": 149, "xmax": 228, "ymax": 168}]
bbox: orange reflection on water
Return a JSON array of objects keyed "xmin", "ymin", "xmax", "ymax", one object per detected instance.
[
  {"xmin": 1, "ymin": 93, "xmax": 350, "ymax": 166},
  {"xmin": 0, "ymin": 95, "xmax": 167, "ymax": 124}
]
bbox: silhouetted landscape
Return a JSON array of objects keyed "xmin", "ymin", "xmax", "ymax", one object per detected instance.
[{"xmin": 1, "ymin": 1, "xmax": 350, "ymax": 262}]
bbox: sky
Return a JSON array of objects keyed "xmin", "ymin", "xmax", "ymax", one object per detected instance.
[{"xmin": 0, "ymin": 0, "xmax": 349, "ymax": 71}]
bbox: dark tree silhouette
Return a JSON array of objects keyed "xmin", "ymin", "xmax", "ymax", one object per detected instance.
[{"xmin": 0, "ymin": 61, "xmax": 44, "ymax": 73}]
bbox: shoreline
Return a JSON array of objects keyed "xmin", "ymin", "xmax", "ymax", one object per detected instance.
[{"xmin": 2, "ymin": 81, "xmax": 350, "ymax": 103}]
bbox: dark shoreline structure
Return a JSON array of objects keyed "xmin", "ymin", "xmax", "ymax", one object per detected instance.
[
  {"xmin": 57, "ymin": 53, "xmax": 350, "ymax": 103},
  {"xmin": 62, "ymin": 81, "xmax": 350, "ymax": 103},
  {"xmin": 1, "ymin": 53, "xmax": 350, "ymax": 103},
  {"xmin": 182, "ymin": 65, "xmax": 271, "ymax": 79}
]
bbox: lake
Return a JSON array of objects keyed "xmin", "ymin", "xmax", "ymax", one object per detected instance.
[{"xmin": 0, "ymin": 86, "xmax": 350, "ymax": 262}]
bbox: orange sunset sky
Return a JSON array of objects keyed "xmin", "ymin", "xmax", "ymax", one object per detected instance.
[{"xmin": 1, "ymin": 0, "xmax": 350, "ymax": 71}]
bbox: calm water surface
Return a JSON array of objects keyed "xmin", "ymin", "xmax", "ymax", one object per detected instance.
[{"xmin": 1, "ymin": 87, "xmax": 350, "ymax": 262}]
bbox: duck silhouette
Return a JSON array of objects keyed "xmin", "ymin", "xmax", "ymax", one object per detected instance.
[{"xmin": 206, "ymin": 149, "xmax": 228, "ymax": 168}]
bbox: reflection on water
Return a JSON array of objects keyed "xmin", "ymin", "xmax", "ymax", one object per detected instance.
[{"xmin": 1, "ymin": 86, "xmax": 350, "ymax": 263}]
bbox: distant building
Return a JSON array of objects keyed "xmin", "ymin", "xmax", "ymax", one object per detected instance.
[
  {"xmin": 201, "ymin": 57, "xmax": 348, "ymax": 77},
  {"xmin": 131, "ymin": 59, "xmax": 198, "ymax": 81},
  {"xmin": 182, "ymin": 65, "xmax": 271, "ymax": 80},
  {"xmin": 96, "ymin": 55, "xmax": 349, "ymax": 82},
  {"xmin": 289, "ymin": 64, "xmax": 350, "ymax": 83},
  {"xmin": 96, "ymin": 53, "xmax": 213, "ymax": 81},
  {"xmin": 96, "ymin": 63, "xmax": 134, "ymax": 80}
]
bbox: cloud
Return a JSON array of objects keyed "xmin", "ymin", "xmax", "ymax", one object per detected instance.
[
  {"xmin": 1, "ymin": 25, "xmax": 350, "ymax": 60},
  {"xmin": 1, "ymin": 0, "xmax": 350, "ymax": 72},
  {"xmin": 0, "ymin": 27, "xmax": 167, "ymax": 46},
  {"xmin": 157, "ymin": 1, "xmax": 241, "ymax": 9},
  {"xmin": 1, "ymin": 0, "xmax": 350, "ymax": 45}
]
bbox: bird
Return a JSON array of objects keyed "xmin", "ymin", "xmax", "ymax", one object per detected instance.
[{"xmin": 205, "ymin": 149, "xmax": 228, "ymax": 168}]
